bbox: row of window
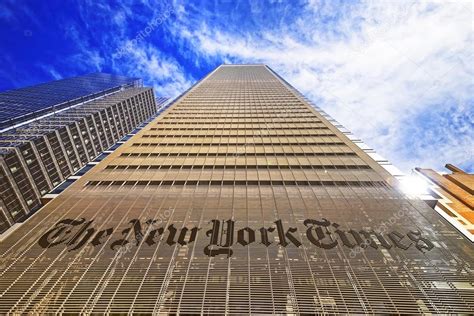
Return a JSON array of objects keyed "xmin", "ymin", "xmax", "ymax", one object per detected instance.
[
  {"xmin": 120, "ymin": 152, "xmax": 358, "ymax": 157},
  {"xmin": 104, "ymin": 164, "xmax": 372, "ymax": 170},
  {"xmin": 86, "ymin": 179, "xmax": 386, "ymax": 187},
  {"xmin": 141, "ymin": 134, "xmax": 337, "ymax": 139},
  {"xmin": 169, "ymin": 106, "xmax": 310, "ymax": 110},
  {"xmin": 183, "ymin": 92, "xmax": 295, "ymax": 96},
  {"xmin": 141, "ymin": 133, "xmax": 337, "ymax": 138},
  {"xmin": 149, "ymin": 126, "xmax": 330, "ymax": 131},
  {"xmin": 155, "ymin": 120, "xmax": 322, "ymax": 125},
  {"xmin": 130, "ymin": 142, "xmax": 346, "ymax": 147},
  {"xmin": 170, "ymin": 110, "xmax": 312, "ymax": 113},
  {"xmin": 162, "ymin": 115, "xmax": 317, "ymax": 119},
  {"xmin": 179, "ymin": 102, "xmax": 304, "ymax": 106}
]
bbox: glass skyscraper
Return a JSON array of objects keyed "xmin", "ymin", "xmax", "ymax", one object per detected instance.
[
  {"xmin": 0, "ymin": 65, "xmax": 472, "ymax": 314},
  {"xmin": 0, "ymin": 73, "xmax": 157, "ymax": 234},
  {"xmin": 0, "ymin": 73, "xmax": 140, "ymax": 130}
]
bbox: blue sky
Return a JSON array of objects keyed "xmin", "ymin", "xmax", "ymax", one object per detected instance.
[{"xmin": 0, "ymin": 0, "xmax": 472, "ymax": 173}]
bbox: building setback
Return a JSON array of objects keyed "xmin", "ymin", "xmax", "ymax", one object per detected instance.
[
  {"xmin": 0, "ymin": 65, "xmax": 472, "ymax": 314},
  {"xmin": 0, "ymin": 74, "xmax": 157, "ymax": 233},
  {"xmin": 415, "ymin": 164, "xmax": 474, "ymax": 241}
]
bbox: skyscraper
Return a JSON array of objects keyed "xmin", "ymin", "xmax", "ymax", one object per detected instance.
[
  {"xmin": 0, "ymin": 65, "xmax": 472, "ymax": 314},
  {"xmin": 0, "ymin": 73, "xmax": 140, "ymax": 130},
  {"xmin": 0, "ymin": 73, "xmax": 157, "ymax": 233},
  {"xmin": 415, "ymin": 164, "xmax": 474, "ymax": 241}
]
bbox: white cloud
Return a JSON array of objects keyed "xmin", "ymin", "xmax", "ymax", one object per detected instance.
[
  {"xmin": 64, "ymin": 24, "xmax": 105, "ymax": 72},
  {"xmin": 113, "ymin": 42, "xmax": 194, "ymax": 98},
  {"xmin": 62, "ymin": 1, "xmax": 192, "ymax": 99},
  {"xmin": 171, "ymin": 0, "xmax": 474, "ymax": 172},
  {"xmin": 38, "ymin": 65, "xmax": 63, "ymax": 80}
]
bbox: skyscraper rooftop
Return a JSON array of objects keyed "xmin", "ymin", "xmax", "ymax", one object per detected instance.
[{"xmin": 0, "ymin": 73, "xmax": 140, "ymax": 130}]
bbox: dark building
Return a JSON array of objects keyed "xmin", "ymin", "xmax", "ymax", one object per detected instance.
[
  {"xmin": 0, "ymin": 65, "xmax": 472, "ymax": 314},
  {"xmin": 0, "ymin": 74, "xmax": 158, "ymax": 233}
]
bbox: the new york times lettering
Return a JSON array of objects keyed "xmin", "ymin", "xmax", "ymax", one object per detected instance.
[{"xmin": 38, "ymin": 217, "xmax": 434, "ymax": 256}]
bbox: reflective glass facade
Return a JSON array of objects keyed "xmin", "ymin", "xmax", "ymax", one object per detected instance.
[
  {"xmin": 0, "ymin": 85, "xmax": 157, "ymax": 234},
  {"xmin": 0, "ymin": 73, "xmax": 140, "ymax": 130},
  {"xmin": 0, "ymin": 65, "xmax": 472, "ymax": 314}
]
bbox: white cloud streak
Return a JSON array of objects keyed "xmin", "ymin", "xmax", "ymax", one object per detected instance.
[
  {"xmin": 112, "ymin": 42, "xmax": 193, "ymax": 98},
  {"xmin": 64, "ymin": 1, "xmax": 194, "ymax": 99}
]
